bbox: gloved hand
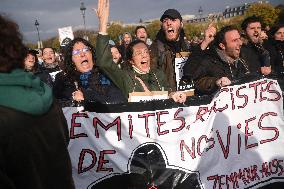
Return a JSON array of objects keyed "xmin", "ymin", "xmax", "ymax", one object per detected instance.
[{"xmin": 254, "ymin": 43, "xmax": 271, "ymax": 67}]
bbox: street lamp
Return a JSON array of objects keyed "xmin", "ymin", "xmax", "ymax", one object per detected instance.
[
  {"xmin": 80, "ymin": 1, "xmax": 88, "ymax": 40},
  {"xmin": 198, "ymin": 6, "xmax": 203, "ymax": 18},
  {"xmin": 34, "ymin": 19, "xmax": 43, "ymax": 48}
]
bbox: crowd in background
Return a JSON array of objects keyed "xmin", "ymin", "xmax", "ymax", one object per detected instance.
[{"xmin": 24, "ymin": 9, "xmax": 284, "ymax": 105}]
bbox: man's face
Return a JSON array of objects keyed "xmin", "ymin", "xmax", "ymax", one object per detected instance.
[
  {"xmin": 245, "ymin": 22, "xmax": 262, "ymax": 44},
  {"xmin": 222, "ymin": 30, "xmax": 243, "ymax": 60},
  {"xmin": 136, "ymin": 28, "xmax": 147, "ymax": 42},
  {"xmin": 123, "ymin": 34, "xmax": 132, "ymax": 45},
  {"xmin": 42, "ymin": 48, "xmax": 56, "ymax": 64},
  {"xmin": 161, "ymin": 17, "xmax": 182, "ymax": 41},
  {"xmin": 110, "ymin": 46, "xmax": 122, "ymax": 63}
]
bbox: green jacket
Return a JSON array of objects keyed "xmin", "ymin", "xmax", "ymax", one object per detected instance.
[
  {"xmin": 96, "ymin": 34, "xmax": 169, "ymax": 98},
  {"xmin": 0, "ymin": 69, "xmax": 53, "ymax": 115}
]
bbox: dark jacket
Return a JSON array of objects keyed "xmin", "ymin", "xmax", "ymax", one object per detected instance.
[
  {"xmin": 264, "ymin": 39, "xmax": 284, "ymax": 74},
  {"xmin": 118, "ymin": 44, "xmax": 128, "ymax": 61},
  {"xmin": 38, "ymin": 63, "xmax": 62, "ymax": 82},
  {"xmin": 0, "ymin": 103, "xmax": 75, "ymax": 189},
  {"xmin": 26, "ymin": 68, "xmax": 53, "ymax": 88},
  {"xmin": 240, "ymin": 41, "xmax": 270, "ymax": 74},
  {"xmin": 53, "ymin": 69, "xmax": 127, "ymax": 107},
  {"xmin": 0, "ymin": 69, "xmax": 74, "ymax": 189},
  {"xmin": 39, "ymin": 62, "xmax": 61, "ymax": 74},
  {"xmin": 150, "ymin": 29, "xmax": 191, "ymax": 91},
  {"xmin": 96, "ymin": 34, "xmax": 169, "ymax": 99},
  {"xmin": 184, "ymin": 47, "xmax": 250, "ymax": 95}
]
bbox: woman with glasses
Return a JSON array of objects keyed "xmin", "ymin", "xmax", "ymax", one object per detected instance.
[
  {"xmin": 95, "ymin": 0, "xmax": 186, "ymax": 103},
  {"xmin": 53, "ymin": 37, "xmax": 126, "ymax": 107}
]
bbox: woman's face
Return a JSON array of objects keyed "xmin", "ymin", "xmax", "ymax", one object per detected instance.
[
  {"xmin": 130, "ymin": 42, "xmax": 150, "ymax": 73},
  {"xmin": 24, "ymin": 53, "xmax": 36, "ymax": 70},
  {"xmin": 274, "ymin": 27, "xmax": 284, "ymax": 41},
  {"xmin": 71, "ymin": 42, "xmax": 94, "ymax": 73}
]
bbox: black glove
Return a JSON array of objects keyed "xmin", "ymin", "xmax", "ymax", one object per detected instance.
[{"xmin": 254, "ymin": 43, "xmax": 271, "ymax": 67}]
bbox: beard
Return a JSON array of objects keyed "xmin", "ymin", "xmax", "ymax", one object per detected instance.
[{"xmin": 164, "ymin": 27, "xmax": 181, "ymax": 42}]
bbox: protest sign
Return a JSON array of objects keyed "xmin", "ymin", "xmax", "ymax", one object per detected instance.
[
  {"xmin": 64, "ymin": 78, "xmax": 284, "ymax": 189},
  {"xmin": 58, "ymin": 26, "xmax": 74, "ymax": 46}
]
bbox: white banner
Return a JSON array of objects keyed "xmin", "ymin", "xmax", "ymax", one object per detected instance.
[
  {"xmin": 64, "ymin": 79, "xmax": 284, "ymax": 189},
  {"xmin": 58, "ymin": 26, "xmax": 74, "ymax": 46}
]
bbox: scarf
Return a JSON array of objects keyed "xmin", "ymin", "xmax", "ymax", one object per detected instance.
[
  {"xmin": 42, "ymin": 61, "xmax": 59, "ymax": 69},
  {"xmin": 132, "ymin": 65, "xmax": 150, "ymax": 74},
  {"xmin": 80, "ymin": 71, "xmax": 92, "ymax": 89}
]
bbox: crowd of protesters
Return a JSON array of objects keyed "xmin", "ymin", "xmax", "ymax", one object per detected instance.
[
  {"xmin": 0, "ymin": 0, "xmax": 284, "ymax": 187},
  {"xmin": 20, "ymin": 8, "xmax": 283, "ymax": 104},
  {"xmin": 16, "ymin": 6, "xmax": 284, "ymax": 104}
]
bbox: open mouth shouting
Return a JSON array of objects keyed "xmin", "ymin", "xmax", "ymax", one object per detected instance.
[
  {"xmin": 165, "ymin": 27, "xmax": 178, "ymax": 41},
  {"xmin": 74, "ymin": 58, "xmax": 94, "ymax": 73},
  {"xmin": 80, "ymin": 59, "xmax": 92, "ymax": 70},
  {"xmin": 251, "ymin": 32, "xmax": 262, "ymax": 43},
  {"xmin": 44, "ymin": 57, "xmax": 55, "ymax": 64},
  {"xmin": 139, "ymin": 35, "xmax": 146, "ymax": 41},
  {"xmin": 138, "ymin": 60, "xmax": 150, "ymax": 73}
]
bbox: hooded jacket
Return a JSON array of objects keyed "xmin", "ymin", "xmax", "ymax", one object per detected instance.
[
  {"xmin": 0, "ymin": 69, "xmax": 74, "ymax": 189},
  {"xmin": 0, "ymin": 69, "xmax": 52, "ymax": 115}
]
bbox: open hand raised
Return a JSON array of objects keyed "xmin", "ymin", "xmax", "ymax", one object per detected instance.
[{"xmin": 94, "ymin": 0, "xmax": 109, "ymax": 33}]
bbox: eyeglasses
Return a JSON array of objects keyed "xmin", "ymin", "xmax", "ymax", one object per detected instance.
[
  {"xmin": 133, "ymin": 49, "xmax": 149, "ymax": 57},
  {"xmin": 72, "ymin": 47, "xmax": 91, "ymax": 56}
]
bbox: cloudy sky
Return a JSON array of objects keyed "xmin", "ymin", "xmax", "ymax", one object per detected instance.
[{"xmin": 0, "ymin": 0, "xmax": 282, "ymax": 43}]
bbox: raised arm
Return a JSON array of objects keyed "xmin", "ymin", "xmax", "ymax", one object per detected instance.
[
  {"xmin": 95, "ymin": 0, "xmax": 109, "ymax": 34},
  {"xmin": 94, "ymin": 0, "xmax": 131, "ymax": 98},
  {"xmin": 200, "ymin": 23, "xmax": 216, "ymax": 50}
]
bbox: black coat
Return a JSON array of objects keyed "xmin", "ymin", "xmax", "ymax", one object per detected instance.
[
  {"xmin": 183, "ymin": 47, "xmax": 249, "ymax": 95},
  {"xmin": 264, "ymin": 39, "xmax": 284, "ymax": 74},
  {"xmin": 53, "ymin": 69, "xmax": 127, "ymax": 107},
  {"xmin": 39, "ymin": 63, "xmax": 61, "ymax": 74},
  {"xmin": 240, "ymin": 41, "xmax": 270, "ymax": 74},
  {"xmin": 26, "ymin": 68, "xmax": 53, "ymax": 88},
  {"xmin": 118, "ymin": 44, "xmax": 128, "ymax": 61},
  {"xmin": 0, "ymin": 102, "xmax": 75, "ymax": 189},
  {"xmin": 38, "ymin": 63, "xmax": 62, "ymax": 83}
]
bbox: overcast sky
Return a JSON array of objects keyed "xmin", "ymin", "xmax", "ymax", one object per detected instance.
[{"xmin": 0, "ymin": 0, "xmax": 282, "ymax": 43}]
